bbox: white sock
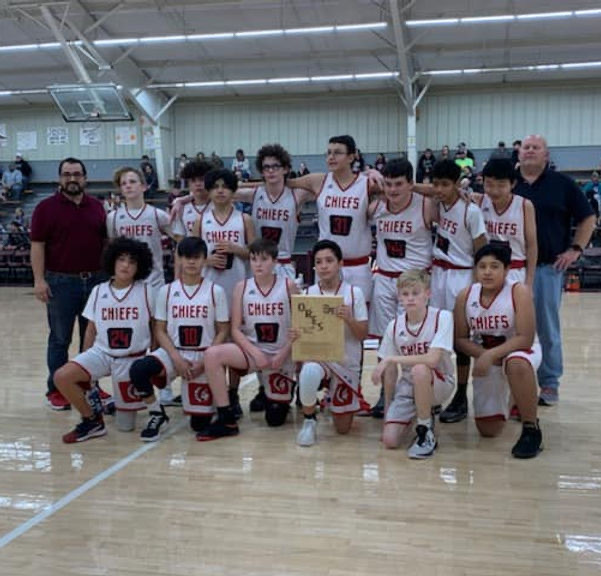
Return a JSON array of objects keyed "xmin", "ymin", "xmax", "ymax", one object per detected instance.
[
  {"xmin": 147, "ymin": 397, "xmax": 161, "ymax": 413},
  {"xmin": 299, "ymin": 363, "xmax": 325, "ymax": 407},
  {"xmin": 417, "ymin": 417, "xmax": 432, "ymax": 429}
]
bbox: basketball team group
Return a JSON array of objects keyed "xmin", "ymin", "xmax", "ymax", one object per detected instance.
[{"xmin": 31, "ymin": 133, "xmax": 595, "ymax": 460}]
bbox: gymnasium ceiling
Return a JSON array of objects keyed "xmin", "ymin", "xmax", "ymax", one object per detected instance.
[{"xmin": 1, "ymin": 0, "xmax": 601, "ymax": 110}]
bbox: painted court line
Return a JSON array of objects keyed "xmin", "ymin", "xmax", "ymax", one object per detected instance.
[{"xmin": 0, "ymin": 418, "xmax": 188, "ymax": 549}]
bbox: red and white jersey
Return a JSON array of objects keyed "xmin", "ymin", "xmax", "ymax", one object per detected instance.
[
  {"xmin": 251, "ymin": 186, "xmax": 299, "ymax": 261},
  {"xmin": 241, "ymin": 275, "xmax": 292, "ymax": 355},
  {"xmin": 371, "ymin": 193, "xmax": 432, "ymax": 272},
  {"xmin": 108, "ymin": 204, "xmax": 170, "ymax": 288},
  {"xmin": 173, "ymin": 201, "xmax": 209, "ymax": 237},
  {"xmin": 477, "ymin": 194, "xmax": 527, "ymax": 263},
  {"xmin": 378, "ymin": 306, "xmax": 454, "ymax": 380},
  {"xmin": 433, "ymin": 198, "xmax": 486, "ymax": 268},
  {"xmin": 305, "ymin": 281, "xmax": 367, "ymax": 374},
  {"xmin": 84, "ymin": 280, "xmax": 152, "ymax": 357},
  {"xmin": 160, "ymin": 279, "xmax": 225, "ymax": 350},
  {"xmin": 200, "ymin": 207, "xmax": 248, "ymax": 299},
  {"xmin": 465, "ymin": 281, "xmax": 518, "ymax": 348},
  {"xmin": 316, "ymin": 173, "xmax": 372, "ymax": 259}
]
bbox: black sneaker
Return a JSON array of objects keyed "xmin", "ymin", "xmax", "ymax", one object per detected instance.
[
  {"xmin": 229, "ymin": 389, "xmax": 243, "ymax": 420},
  {"xmin": 140, "ymin": 408, "xmax": 170, "ymax": 442},
  {"xmin": 511, "ymin": 423, "xmax": 543, "ymax": 459},
  {"xmin": 249, "ymin": 386, "xmax": 267, "ymax": 412},
  {"xmin": 196, "ymin": 418, "xmax": 239, "ymax": 441},
  {"xmin": 62, "ymin": 416, "xmax": 106, "ymax": 444},
  {"xmin": 371, "ymin": 387, "xmax": 385, "ymax": 419},
  {"xmin": 439, "ymin": 394, "xmax": 468, "ymax": 423}
]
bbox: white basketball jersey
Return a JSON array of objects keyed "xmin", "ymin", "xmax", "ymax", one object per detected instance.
[
  {"xmin": 465, "ymin": 281, "xmax": 517, "ymax": 348},
  {"xmin": 163, "ymin": 279, "xmax": 218, "ymax": 350},
  {"xmin": 251, "ymin": 186, "xmax": 299, "ymax": 260},
  {"xmin": 200, "ymin": 207, "xmax": 248, "ymax": 298},
  {"xmin": 90, "ymin": 280, "xmax": 151, "ymax": 356},
  {"xmin": 372, "ymin": 193, "xmax": 433, "ymax": 272},
  {"xmin": 241, "ymin": 275, "xmax": 291, "ymax": 355},
  {"xmin": 390, "ymin": 306, "xmax": 454, "ymax": 379},
  {"xmin": 479, "ymin": 194, "xmax": 527, "ymax": 262},
  {"xmin": 306, "ymin": 281, "xmax": 362, "ymax": 373},
  {"xmin": 433, "ymin": 199, "xmax": 482, "ymax": 268},
  {"xmin": 110, "ymin": 204, "xmax": 168, "ymax": 287},
  {"xmin": 181, "ymin": 201, "xmax": 208, "ymax": 237},
  {"xmin": 317, "ymin": 173, "xmax": 372, "ymax": 259}
]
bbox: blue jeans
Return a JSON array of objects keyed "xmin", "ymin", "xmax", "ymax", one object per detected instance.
[
  {"xmin": 45, "ymin": 272, "xmax": 103, "ymax": 393},
  {"xmin": 533, "ymin": 265, "xmax": 564, "ymax": 390}
]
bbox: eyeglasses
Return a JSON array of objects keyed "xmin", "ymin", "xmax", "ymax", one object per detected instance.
[
  {"xmin": 325, "ymin": 150, "xmax": 348, "ymax": 157},
  {"xmin": 60, "ymin": 172, "xmax": 85, "ymax": 179},
  {"xmin": 262, "ymin": 163, "xmax": 283, "ymax": 172}
]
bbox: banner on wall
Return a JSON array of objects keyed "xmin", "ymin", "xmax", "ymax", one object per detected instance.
[
  {"xmin": 0, "ymin": 123, "xmax": 7, "ymax": 147},
  {"xmin": 47, "ymin": 127, "xmax": 69, "ymax": 146},
  {"xmin": 115, "ymin": 126, "xmax": 137, "ymax": 145},
  {"xmin": 140, "ymin": 116, "xmax": 159, "ymax": 150},
  {"xmin": 16, "ymin": 131, "xmax": 37, "ymax": 151},
  {"xmin": 80, "ymin": 125, "xmax": 102, "ymax": 146}
]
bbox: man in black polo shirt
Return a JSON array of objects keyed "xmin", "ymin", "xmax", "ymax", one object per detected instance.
[
  {"xmin": 31, "ymin": 157, "xmax": 107, "ymax": 410},
  {"xmin": 514, "ymin": 135, "xmax": 595, "ymax": 406}
]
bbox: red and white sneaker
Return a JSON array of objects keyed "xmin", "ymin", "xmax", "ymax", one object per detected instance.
[
  {"xmin": 46, "ymin": 389, "xmax": 71, "ymax": 411},
  {"xmin": 62, "ymin": 416, "xmax": 106, "ymax": 443},
  {"xmin": 509, "ymin": 405, "xmax": 521, "ymax": 421}
]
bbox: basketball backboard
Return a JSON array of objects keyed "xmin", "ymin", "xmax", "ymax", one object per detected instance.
[{"xmin": 48, "ymin": 83, "xmax": 133, "ymax": 122}]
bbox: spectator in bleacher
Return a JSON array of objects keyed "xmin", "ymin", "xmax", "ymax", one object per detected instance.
[
  {"xmin": 142, "ymin": 163, "xmax": 158, "ymax": 194},
  {"xmin": 4, "ymin": 220, "xmax": 30, "ymax": 250},
  {"xmin": 196, "ymin": 151, "xmax": 206, "ymax": 161},
  {"xmin": 30, "ymin": 157, "xmax": 107, "ymax": 411},
  {"xmin": 511, "ymin": 140, "xmax": 521, "ymax": 169},
  {"xmin": 140, "ymin": 154, "xmax": 152, "ymax": 172},
  {"xmin": 472, "ymin": 172, "xmax": 484, "ymax": 194},
  {"xmin": 2, "ymin": 163, "xmax": 23, "ymax": 201},
  {"xmin": 582, "ymin": 171, "xmax": 600, "ymax": 199},
  {"xmin": 211, "ymin": 151, "xmax": 224, "ymax": 169},
  {"xmin": 374, "ymin": 153, "xmax": 387, "ymax": 173},
  {"xmin": 351, "ymin": 149, "xmax": 365, "ymax": 174},
  {"xmin": 585, "ymin": 188, "xmax": 600, "ymax": 221},
  {"xmin": 177, "ymin": 153, "xmax": 189, "ymax": 189},
  {"xmin": 490, "ymin": 141, "xmax": 511, "ymax": 160},
  {"xmin": 439, "ymin": 144, "xmax": 451, "ymax": 160},
  {"xmin": 454, "ymin": 146, "xmax": 474, "ymax": 171},
  {"xmin": 231, "ymin": 149, "xmax": 250, "ymax": 180},
  {"xmin": 298, "ymin": 162, "xmax": 311, "ymax": 176},
  {"xmin": 416, "ymin": 148, "xmax": 435, "ymax": 183},
  {"xmin": 15, "ymin": 153, "xmax": 32, "ymax": 190},
  {"xmin": 459, "ymin": 141, "xmax": 477, "ymax": 166},
  {"xmin": 14, "ymin": 206, "xmax": 26, "ymax": 227}
]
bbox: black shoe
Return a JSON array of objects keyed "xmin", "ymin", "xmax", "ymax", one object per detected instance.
[
  {"xmin": 249, "ymin": 386, "xmax": 267, "ymax": 412},
  {"xmin": 511, "ymin": 423, "xmax": 543, "ymax": 459},
  {"xmin": 140, "ymin": 408, "xmax": 170, "ymax": 442},
  {"xmin": 196, "ymin": 418, "xmax": 239, "ymax": 441},
  {"xmin": 229, "ymin": 389, "xmax": 243, "ymax": 420},
  {"xmin": 439, "ymin": 394, "xmax": 468, "ymax": 423},
  {"xmin": 370, "ymin": 387, "xmax": 385, "ymax": 419}
]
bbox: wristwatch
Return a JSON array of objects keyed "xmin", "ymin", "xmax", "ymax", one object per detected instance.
[{"xmin": 570, "ymin": 244, "xmax": 584, "ymax": 253}]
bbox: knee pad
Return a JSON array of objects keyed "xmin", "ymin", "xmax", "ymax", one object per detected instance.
[
  {"xmin": 299, "ymin": 363, "xmax": 325, "ymax": 407},
  {"xmin": 129, "ymin": 356, "xmax": 163, "ymax": 398},
  {"xmin": 455, "ymin": 351, "xmax": 471, "ymax": 367},
  {"xmin": 115, "ymin": 410, "xmax": 137, "ymax": 432},
  {"xmin": 190, "ymin": 414, "xmax": 213, "ymax": 432},
  {"xmin": 265, "ymin": 401, "xmax": 289, "ymax": 427}
]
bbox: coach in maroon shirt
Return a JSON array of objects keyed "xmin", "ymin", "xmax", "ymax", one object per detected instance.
[{"xmin": 31, "ymin": 157, "xmax": 107, "ymax": 410}]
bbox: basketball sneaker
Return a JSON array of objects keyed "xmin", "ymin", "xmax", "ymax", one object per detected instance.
[
  {"xmin": 296, "ymin": 418, "xmax": 317, "ymax": 447},
  {"xmin": 407, "ymin": 425, "xmax": 437, "ymax": 459},
  {"xmin": 249, "ymin": 385, "xmax": 267, "ymax": 412},
  {"xmin": 370, "ymin": 387, "xmax": 385, "ymax": 419},
  {"xmin": 97, "ymin": 384, "xmax": 116, "ymax": 414},
  {"xmin": 62, "ymin": 416, "xmax": 106, "ymax": 444},
  {"xmin": 439, "ymin": 393, "xmax": 468, "ymax": 423},
  {"xmin": 196, "ymin": 418, "xmax": 239, "ymax": 441},
  {"xmin": 509, "ymin": 404, "xmax": 521, "ymax": 421},
  {"xmin": 140, "ymin": 408, "xmax": 170, "ymax": 442},
  {"xmin": 159, "ymin": 386, "xmax": 182, "ymax": 407},
  {"xmin": 511, "ymin": 422, "xmax": 543, "ymax": 459},
  {"xmin": 538, "ymin": 387, "xmax": 558, "ymax": 407},
  {"xmin": 46, "ymin": 389, "xmax": 71, "ymax": 411},
  {"xmin": 229, "ymin": 388, "xmax": 243, "ymax": 420}
]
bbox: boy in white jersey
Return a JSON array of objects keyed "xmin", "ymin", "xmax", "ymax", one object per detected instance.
[
  {"xmin": 129, "ymin": 237, "xmax": 230, "ymax": 441},
  {"xmin": 287, "ymin": 135, "xmax": 376, "ymax": 305},
  {"xmin": 172, "ymin": 160, "xmax": 213, "ymax": 240},
  {"xmin": 54, "ymin": 237, "xmax": 154, "ymax": 443},
  {"xmin": 295, "ymin": 240, "xmax": 369, "ymax": 447},
  {"xmin": 192, "ymin": 168, "xmax": 255, "ymax": 418},
  {"xmin": 429, "ymin": 159, "xmax": 487, "ymax": 425},
  {"xmin": 471, "ymin": 158, "xmax": 537, "ymax": 287},
  {"xmin": 198, "ymin": 238, "xmax": 298, "ymax": 440},
  {"xmin": 454, "ymin": 243, "xmax": 543, "ymax": 458},
  {"xmin": 108, "ymin": 167, "xmax": 179, "ymax": 407},
  {"xmin": 371, "ymin": 270, "xmax": 454, "ymax": 458}
]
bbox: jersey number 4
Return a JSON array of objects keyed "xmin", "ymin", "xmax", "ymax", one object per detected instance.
[{"xmin": 107, "ymin": 327, "xmax": 133, "ymax": 349}]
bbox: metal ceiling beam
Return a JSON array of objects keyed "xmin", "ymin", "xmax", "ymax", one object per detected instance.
[{"xmin": 389, "ymin": 0, "xmax": 413, "ymax": 108}]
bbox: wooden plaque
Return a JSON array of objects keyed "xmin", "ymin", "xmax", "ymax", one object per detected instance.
[{"xmin": 291, "ymin": 294, "xmax": 345, "ymax": 362}]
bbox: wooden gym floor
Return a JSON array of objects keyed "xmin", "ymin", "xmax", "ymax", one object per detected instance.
[{"xmin": 0, "ymin": 286, "xmax": 600, "ymax": 575}]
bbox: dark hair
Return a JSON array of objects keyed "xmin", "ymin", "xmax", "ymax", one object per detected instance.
[
  {"xmin": 177, "ymin": 236, "xmax": 208, "ymax": 258},
  {"xmin": 474, "ymin": 243, "xmax": 512, "ymax": 268},
  {"xmin": 312, "ymin": 239, "xmax": 343, "ymax": 264},
  {"xmin": 513, "ymin": 140, "xmax": 522, "ymax": 146},
  {"xmin": 382, "ymin": 158, "xmax": 413, "ymax": 181},
  {"xmin": 249, "ymin": 238, "xmax": 278, "ymax": 259},
  {"xmin": 498, "ymin": 141, "xmax": 506, "ymax": 147},
  {"xmin": 328, "ymin": 135, "xmax": 356, "ymax": 155},
  {"xmin": 432, "ymin": 159, "xmax": 461, "ymax": 182},
  {"xmin": 103, "ymin": 236, "xmax": 153, "ymax": 280},
  {"xmin": 58, "ymin": 157, "xmax": 87, "ymax": 176},
  {"xmin": 255, "ymin": 143, "xmax": 291, "ymax": 173},
  {"xmin": 482, "ymin": 158, "xmax": 515, "ymax": 182},
  {"xmin": 204, "ymin": 168, "xmax": 238, "ymax": 193},
  {"xmin": 182, "ymin": 160, "xmax": 213, "ymax": 181}
]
